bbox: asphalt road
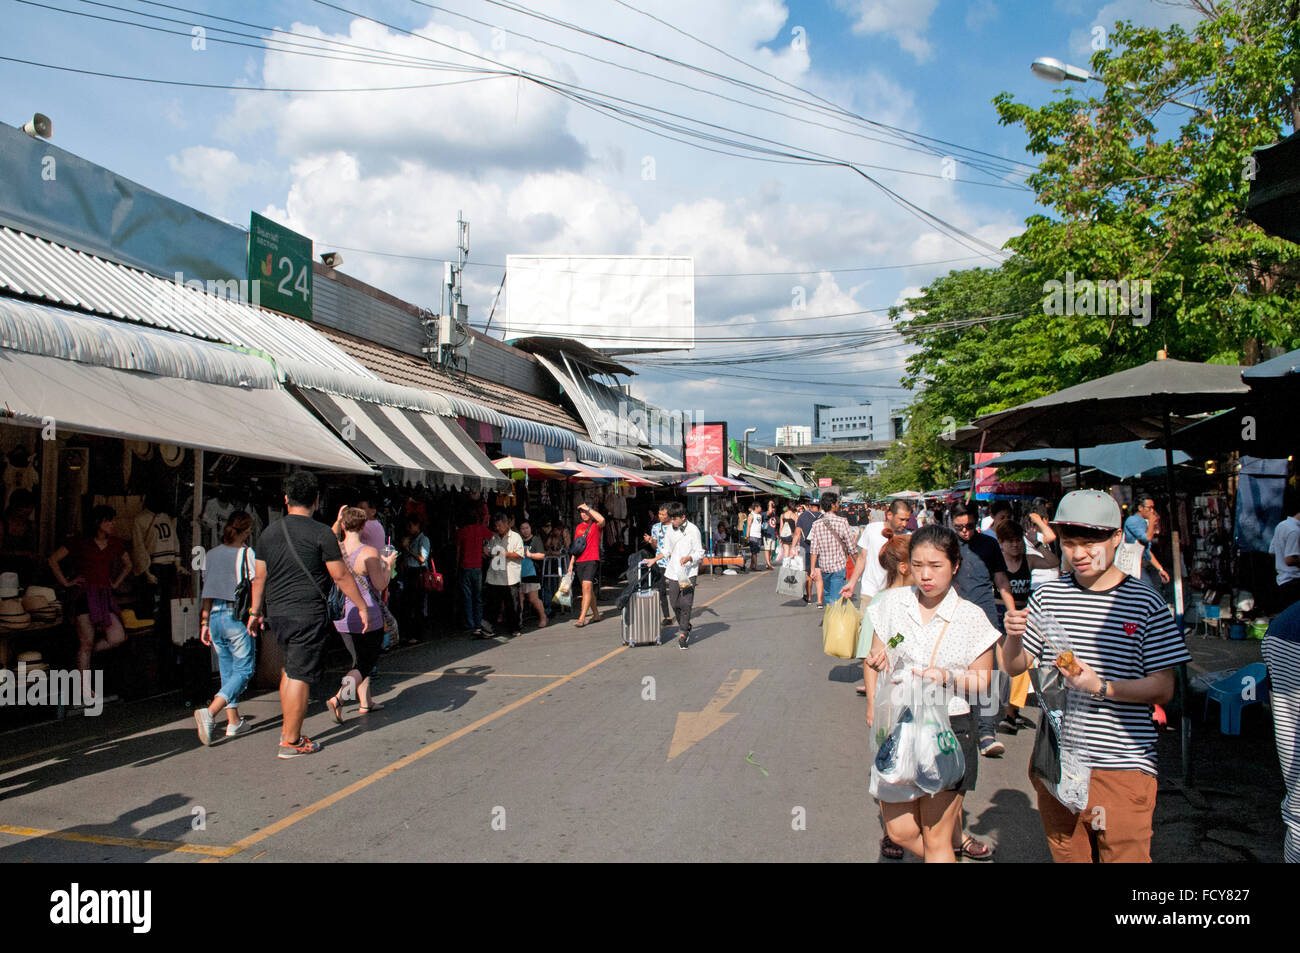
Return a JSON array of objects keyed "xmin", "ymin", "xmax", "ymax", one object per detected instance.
[{"xmin": 0, "ymin": 570, "xmax": 1054, "ymax": 863}]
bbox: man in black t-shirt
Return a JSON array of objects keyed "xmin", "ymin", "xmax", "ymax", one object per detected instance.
[
  {"xmin": 950, "ymin": 502, "xmax": 1017, "ymax": 759},
  {"xmin": 791, "ymin": 502, "xmax": 822, "ymax": 603},
  {"xmin": 249, "ymin": 470, "xmax": 368, "ymax": 760}
]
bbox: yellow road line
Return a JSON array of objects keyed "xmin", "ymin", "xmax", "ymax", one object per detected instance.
[
  {"xmin": 0, "ymin": 824, "xmax": 236, "ymax": 857},
  {"xmin": 199, "ymin": 572, "xmax": 764, "ymax": 864}
]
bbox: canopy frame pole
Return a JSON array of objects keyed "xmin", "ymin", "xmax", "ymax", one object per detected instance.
[{"xmin": 1161, "ymin": 410, "xmax": 1192, "ymax": 787}]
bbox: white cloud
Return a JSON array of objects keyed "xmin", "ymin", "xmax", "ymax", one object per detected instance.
[
  {"xmin": 1067, "ymin": 0, "xmax": 1205, "ymax": 61},
  {"xmin": 833, "ymin": 0, "xmax": 941, "ymax": 61},
  {"xmin": 166, "ymin": 146, "xmax": 268, "ymax": 205}
]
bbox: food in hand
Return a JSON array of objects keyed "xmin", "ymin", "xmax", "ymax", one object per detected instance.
[{"xmin": 1055, "ymin": 651, "xmax": 1082, "ymax": 676}]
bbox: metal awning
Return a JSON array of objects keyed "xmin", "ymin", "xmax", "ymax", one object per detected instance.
[
  {"xmin": 0, "ymin": 224, "xmax": 374, "ymax": 376},
  {"xmin": 0, "ymin": 301, "xmax": 371, "ymax": 472},
  {"xmin": 295, "ymin": 387, "xmax": 508, "ymax": 490}
]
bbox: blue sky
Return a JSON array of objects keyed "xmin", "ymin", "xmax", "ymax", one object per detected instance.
[{"xmin": 2, "ymin": 0, "xmax": 1202, "ymax": 446}]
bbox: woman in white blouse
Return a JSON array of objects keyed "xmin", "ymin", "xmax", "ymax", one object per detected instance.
[{"xmin": 864, "ymin": 524, "xmax": 999, "ymax": 863}]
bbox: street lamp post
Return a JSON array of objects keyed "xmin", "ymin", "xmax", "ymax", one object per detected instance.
[{"xmin": 1031, "ymin": 56, "xmax": 1210, "ymax": 114}]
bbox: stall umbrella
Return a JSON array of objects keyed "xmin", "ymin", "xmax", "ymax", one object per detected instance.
[{"xmin": 951, "ymin": 354, "xmax": 1251, "ymax": 786}]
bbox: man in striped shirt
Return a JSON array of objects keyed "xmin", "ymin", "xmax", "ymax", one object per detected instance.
[
  {"xmin": 1000, "ymin": 490, "xmax": 1190, "ymax": 863},
  {"xmin": 807, "ymin": 492, "xmax": 858, "ymax": 610}
]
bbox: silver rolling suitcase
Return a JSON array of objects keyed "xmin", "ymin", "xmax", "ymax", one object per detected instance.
[{"xmin": 622, "ymin": 566, "xmax": 662, "ymax": 646}]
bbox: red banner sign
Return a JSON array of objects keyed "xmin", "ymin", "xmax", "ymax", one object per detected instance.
[
  {"xmin": 818, "ymin": 478, "xmax": 833, "ymax": 487},
  {"xmin": 684, "ymin": 422, "xmax": 727, "ymax": 477}
]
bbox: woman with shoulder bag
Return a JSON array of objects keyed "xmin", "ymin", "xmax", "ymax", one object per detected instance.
[
  {"xmin": 326, "ymin": 508, "xmax": 398, "ymax": 722},
  {"xmin": 567, "ymin": 504, "xmax": 605, "ymax": 627},
  {"xmin": 863, "ymin": 525, "xmax": 998, "ymax": 863},
  {"xmin": 194, "ymin": 511, "xmax": 257, "ymax": 745}
]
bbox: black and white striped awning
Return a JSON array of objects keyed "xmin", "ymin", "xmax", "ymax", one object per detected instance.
[{"xmin": 296, "ymin": 388, "xmax": 508, "ymax": 491}]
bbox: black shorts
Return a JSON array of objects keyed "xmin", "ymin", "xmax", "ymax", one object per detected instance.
[
  {"xmin": 748, "ymin": 539, "xmax": 761, "ymax": 556},
  {"xmin": 950, "ymin": 712, "xmax": 979, "ymax": 795},
  {"xmin": 573, "ymin": 560, "xmax": 600, "ymax": 584},
  {"xmin": 339, "ymin": 627, "xmax": 384, "ymax": 680},
  {"xmin": 271, "ymin": 615, "xmax": 332, "ymax": 684}
]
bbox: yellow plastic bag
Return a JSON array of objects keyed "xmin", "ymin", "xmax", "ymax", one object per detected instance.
[{"xmin": 822, "ymin": 597, "xmax": 862, "ymax": 658}]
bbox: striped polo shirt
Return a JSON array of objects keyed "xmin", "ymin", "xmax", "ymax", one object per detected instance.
[{"xmin": 1024, "ymin": 575, "xmax": 1191, "ymax": 776}]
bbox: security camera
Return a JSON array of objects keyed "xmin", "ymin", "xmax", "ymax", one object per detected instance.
[
  {"xmin": 22, "ymin": 113, "xmax": 52, "ymax": 139},
  {"xmin": 319, "ymin": 251, "xmax": 343, "ymax": 269}
]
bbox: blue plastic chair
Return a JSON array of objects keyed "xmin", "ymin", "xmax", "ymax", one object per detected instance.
[{"xmin": 1202, "ymin": 662, "xmax": 1270, "ymax": 735}]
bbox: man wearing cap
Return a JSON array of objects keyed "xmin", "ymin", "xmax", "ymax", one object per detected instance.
[{"xmin": 999, "ymin": 490, "xmax": 1191, "ymax": 863}]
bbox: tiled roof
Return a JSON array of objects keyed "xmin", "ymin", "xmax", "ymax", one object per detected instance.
[{"xmin": 313, "ymin": 325, "xmax": 586, "ymax": 435}]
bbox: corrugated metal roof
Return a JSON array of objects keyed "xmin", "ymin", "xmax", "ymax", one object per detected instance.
[
  {"xmin": 0, "ymin": 296, "xmax": 280, "ymax": 389},
  {"xmin": 314, "ymin": 324, "xmax": 585, "ymax": 433},
  {"xmin": 0, "ymin": 225, "xmax": 374, "ymax": 377}
]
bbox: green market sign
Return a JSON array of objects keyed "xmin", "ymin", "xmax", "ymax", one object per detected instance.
[{"xmin": 247, "ymin": 212, "xmax": 312, "ymax": 320}]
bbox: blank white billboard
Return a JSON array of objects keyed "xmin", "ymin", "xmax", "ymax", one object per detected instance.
[{"xmin": 503, "ymin": 255, "xmax": 694, "ymax": 353}]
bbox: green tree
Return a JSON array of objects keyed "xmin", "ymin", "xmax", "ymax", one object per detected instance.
[{"xmin": 993, "ymin": 0, "xmax": 1300, "ymax": 363}]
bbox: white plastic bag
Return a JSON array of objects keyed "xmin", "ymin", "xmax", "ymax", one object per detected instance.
[{"xmin": 914, "ymin": 692, "xmax": 966, "ymax": 795}]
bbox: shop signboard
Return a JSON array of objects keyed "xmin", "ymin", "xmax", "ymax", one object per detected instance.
[
  {"xmin": 247, "ymin": 212, "xmax": 312, "ymax": 321},
  {"xmin": 684, "ymin": 422, "xmax": 727, "ymax": 477},
  {"xmin": 818, "ymin": 478, "xmax": 832, "ymax": 487}
]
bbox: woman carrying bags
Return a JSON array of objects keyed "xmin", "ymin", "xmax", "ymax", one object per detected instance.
[
  {"xmin": 326, "ymin": 507, "xmax": 398, "ymax": 722},
  {"xmin": 194, "ymin": 511, "xmax": 257, "ymax": 745},
  {"xmin": 863, "ymin": 525, "xmax": 998, "ymax": 863}
]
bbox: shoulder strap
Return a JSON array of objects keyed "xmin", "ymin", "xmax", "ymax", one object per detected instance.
[
  {"xmin": 927, "ymin": 618, "xmax": 953, "ymax": 669},
  {"xmin": 282, "ymin": 519, "xmax": 330, "ymax": 603}
]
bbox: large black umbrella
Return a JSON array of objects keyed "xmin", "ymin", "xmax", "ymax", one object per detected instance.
[
  {"xmin": 953, "ymin": 356, "xmax": 1251, "ymax": 785},
  {"xmin": 1245, "ymin": 132, "xmax": 1300, "ymax": 244}
]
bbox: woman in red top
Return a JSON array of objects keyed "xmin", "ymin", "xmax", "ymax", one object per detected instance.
[
  {"xmin": 567, "ymin": 503, "xmax": 605, "ymax": 627},
  {"xmin": 48, "ymin": 504, "xmax": 132, "ymax": 679}
]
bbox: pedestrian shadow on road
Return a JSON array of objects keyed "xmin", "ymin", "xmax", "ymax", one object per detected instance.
[
  {"xmin": 966, "ymin": 788, "xmax": 1053, "ymax": 863},
  {"xmin": 680, "ymin": 621, "xmax": 727, "ymax": 646},
  {"xmin": 0, "ymin": 792, "xmax": 205, "ymax": 862},
  {"xmin": 0, "ymin": 725, "xmax": 205, "ymax": 804},
  {"xmin": 826, "ymin": 662, "xmax": 861, "ymax": 684}
]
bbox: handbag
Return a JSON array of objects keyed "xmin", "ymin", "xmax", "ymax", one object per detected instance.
[
  {"xmin": 1114, "ymin": 541, "xmax": 1144, "ymax": 579},
  {"xmin": 420, "ymin": 561, "xmax": 444, "ymax": 592},
  {"xmin": 232, "ymin": 546, "xmax": 252, "ymax": 621},
  {"xmin": 281, "ymin": 520, "xmax": 345, "ymax": 622}
]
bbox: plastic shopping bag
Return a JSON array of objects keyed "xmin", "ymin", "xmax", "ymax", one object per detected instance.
[
  {"xmin": 784, "ymin": 552, "xmax": 806, "ymax": 573},
  {"xmin": 553, "ymin": 572, "xmax": 574, "ymax": 607},
  {"xmin": 822, "ymin": 598, "xmax": 861, "ymax": 658},
  {"xmin": 1027, "ymin": 611, "xmax": 1092, "ymax": 813},
  {"xmin": 914, "ymin": 692, "xmax": 966, "ymax": 795},
  {"xmin": 775, "ymin": 566, "xmax": 806, "ymax": 599},
  {"xmin": 868, "ymin": 667, "xmax": 925, "ymax": 802}
]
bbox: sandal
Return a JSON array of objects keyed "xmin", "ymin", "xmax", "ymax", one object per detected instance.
[
  {"xmin": 880, "ymin": 836, "xmax": 904, "ymax": 860},
  {"xmin": 960, "ymin": 836, "xmax": 994, "ymax": 861},
  {"xmin": 358, "ymin": 702, "xmax": 385, "ymax": 713},
  {"xmin": 326, "ymin": 695, "xmax": 344, "ymax": 725}
]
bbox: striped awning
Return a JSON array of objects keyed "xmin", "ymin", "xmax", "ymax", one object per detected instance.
[{"xmin": 296, "ymin": 388, "xmax": 508, "ymax": 491}]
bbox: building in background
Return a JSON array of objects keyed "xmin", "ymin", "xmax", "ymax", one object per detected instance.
[
  {"xmin": 775, "ymin": 425, "xmax": 813, "ymax": 447},
  {"xmin": 813, "ymin": 401, "xmax": 909, "ymax": 443}
]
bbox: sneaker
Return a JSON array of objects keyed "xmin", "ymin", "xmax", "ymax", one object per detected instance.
[
  {"xmin": 978, "ymin": 737, "xmax": 1005, "ymax": 758},
  {"xmin": 194, "ymin": 708, "xmax": 214, "ymax": 746},
  {"xmin": 1014, "ymin": 714, "xmax": 1037, "ymax": 730},
  {"xmin": 678, "ymin": 632, "xmax": 690, "ymax": 650},
  {"xmin": 277, "ymin": 735, "xmax": 322, "ymax": 759},
  {"xmin": 660, "ymin": 617, "xmax": 674, "ymax": 626},
  {"xmin": 225, "ymin": 718, "xmax": 251, "ymax": 738},
  {"xmin": 996, "ymin": 716, "xmax": 1019, "ymax": 735}
]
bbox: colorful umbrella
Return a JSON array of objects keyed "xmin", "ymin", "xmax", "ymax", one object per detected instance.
[
  {"xmin": 678, "ymin": 474, "xmax": 755, "ymax": 492},
  {"xmin": 492, "ymin": 456, "xmax": 568, "ymax": 480}
]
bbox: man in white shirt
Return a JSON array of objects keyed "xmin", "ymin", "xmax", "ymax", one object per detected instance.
[
  {"xmin": 483, "ymin": 513, "xmax": 524, "ymax": 638},
  {"xmin": 1271, "ymin": 491, "xmax": 1300, "ymax": 610},
  {"xmin": 841, "ymin": 500, "xmax": 913, "ymax": 607},
  {"xmin": 745, "ymin": 503, "xmax": 764, "ymax": 571},
  {"xmin": 663, "ymin": 501, "xmax": 704, "ymax": 649}
]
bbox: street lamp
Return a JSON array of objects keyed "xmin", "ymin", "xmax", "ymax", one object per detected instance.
[
  {"xmin": 1030, "ymin": 56, "xmax": 1209, "ymax": 114},
  {"xmin": 742, "ymin": 427, "xmax": 756, "ymax": 471}
]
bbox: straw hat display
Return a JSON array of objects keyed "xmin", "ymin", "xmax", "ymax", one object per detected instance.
[
  {"xmin": 21, "ymin": 587, "xmax": 61, "ymax": 626},
  {"xmin": 0, "ymin": 598, "xmax": 31, "ymax": 630}
]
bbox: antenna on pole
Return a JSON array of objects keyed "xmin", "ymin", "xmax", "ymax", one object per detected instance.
[{"xmin": 422, "ymin": 211, "xmax": 473, "ymax": 377}]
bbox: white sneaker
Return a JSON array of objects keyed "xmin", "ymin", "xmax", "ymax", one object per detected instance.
[
  {"xmin": 225, "ymin": 718, "xmax": 251, "ymax": 738},
  {"xmin": 194, "ymin": 708, "xmax": 215, "ymax": 746}
]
